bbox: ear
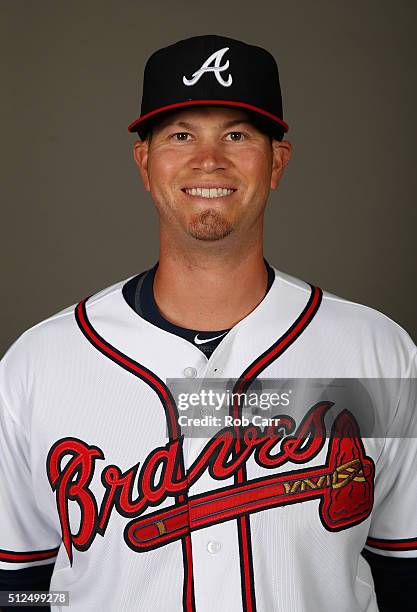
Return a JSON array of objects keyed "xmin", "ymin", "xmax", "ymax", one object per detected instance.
[
  {"xmin": 270, "ymin": 140, "xmax": 292, "ymax": 190},
  {"xmin": 133, "ymin": 138, "xmax": 151, "ymax": 192}
]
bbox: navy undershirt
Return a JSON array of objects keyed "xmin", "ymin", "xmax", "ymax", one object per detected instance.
[{"xmin": 122, "ymin": 258, "xmax": 276, "ymax": 358}]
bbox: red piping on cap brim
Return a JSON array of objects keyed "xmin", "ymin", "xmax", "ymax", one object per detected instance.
[{"xmin": 127, "ymin": 99, "xmax": 289, "ymax": 133}]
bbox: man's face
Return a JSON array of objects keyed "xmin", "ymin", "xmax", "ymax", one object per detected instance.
[{"xmin": 134, "ymin": 107, "xmax": 291, "ymax": 243}]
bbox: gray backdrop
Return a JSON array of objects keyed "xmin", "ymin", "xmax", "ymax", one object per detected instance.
[{"xmin": 2, "ymin": 0, "xmax": 416, "ymax": 357}]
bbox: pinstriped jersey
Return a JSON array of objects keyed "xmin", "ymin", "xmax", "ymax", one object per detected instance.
[{"xmin": 1, "ymin": 267, "xmax": 416, "ymax": 611}]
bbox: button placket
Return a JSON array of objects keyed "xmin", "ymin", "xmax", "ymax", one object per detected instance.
[
  {"xmin": 183, "ymin": 366, "xmax": 197, "ymax": 378},
  {"xmin": 206, "ymin": 540, "xmax": 222, "ymax": 554}
]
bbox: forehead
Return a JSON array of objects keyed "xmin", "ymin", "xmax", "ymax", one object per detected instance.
[{"xmin": 154, "ymin": 106, "xmax": 253, "ymax": 130}]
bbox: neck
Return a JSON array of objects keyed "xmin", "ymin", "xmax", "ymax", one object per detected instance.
[{"xmin": 153, "ymin": 235, "xmax": 268, "ymax": 331}]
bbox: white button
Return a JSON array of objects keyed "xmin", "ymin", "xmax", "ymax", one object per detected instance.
[
  {"xmin": 183, "ymin": 367, "xmax": 197, "ymax": 378},
  {"xmin": 207, "ymin": 540, "xmax": 221, "ymax": 554}
]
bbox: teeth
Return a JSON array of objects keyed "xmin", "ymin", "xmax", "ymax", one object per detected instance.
[{"xmin": 184, "ymin": 187, "xmax": 235, "ymax": 198}]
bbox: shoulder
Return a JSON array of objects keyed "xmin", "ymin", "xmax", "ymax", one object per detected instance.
[
  {"xmin": 273, "ymin": 267, "xmax": 416, "ymax": 371},
  {"xmin": 4, "ymin": 276, "xmax": 133, "ymax": 351},
  {"xmin": 0, "ymin": 275, "xmax": 135, "ymax": 412}
]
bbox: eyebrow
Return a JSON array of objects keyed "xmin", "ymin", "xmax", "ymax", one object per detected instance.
[{"xmin": 160, "ymin": 118, "xmax": 253, "ymax": 130}]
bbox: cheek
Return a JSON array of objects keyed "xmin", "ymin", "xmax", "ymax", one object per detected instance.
[
  {"xmin": 148, "ymin": 150, "xmax": 183, "ymax": 191},
  {"xmin": 238, "ymin": 149, "xmax": 272, "ymax": 191}
]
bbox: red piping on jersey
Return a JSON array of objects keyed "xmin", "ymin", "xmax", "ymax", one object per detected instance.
[
  {"xmin": 75, "ymin": 284, "xmax": 322, "ymax": 612},
  {"xmin": 128, "ymin": 99, "xmax": 289, "ymax": 133},
  {"xmin": 366, "ymin": 537, "xmax": 417, "ymax": 551},
  {"xmin": 75, "ymin": 300, "xmax": 180, "ymax": 439},
  {"xmin": 184, "ymin": 537, "xmax": 194, "ymax": 607},
  {"xmin": 239, "ymin": 515, "xmax": 255, "ymax": 612},
  {"xmin": 244, "ymin": 285, "xmax": 322, "ymax": 379},
  {"xmin": 230, "ymin": 284, "xmax": 323, "ymax": 612},
  {"xmin": 0, "ymin": 547, "xmax": 59, "ymax": 563},
  {"xmin": 75, "ymin": 299, "xmax": 195, "ymax": 612}
]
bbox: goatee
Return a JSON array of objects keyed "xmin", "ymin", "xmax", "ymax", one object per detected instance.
[{"xmin": 188, "ymin": 209, "xmax": 233, "ymax": 241}]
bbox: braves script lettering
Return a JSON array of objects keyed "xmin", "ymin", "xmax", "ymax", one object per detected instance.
[{"xmin": 46, "ymin": 402, "xmax": 374, "ymax": 563}]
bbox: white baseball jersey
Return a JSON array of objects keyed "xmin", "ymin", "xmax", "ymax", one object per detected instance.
[{"xmin": 1, "ymin": 266, "xmax": 416, "ymax": 612}]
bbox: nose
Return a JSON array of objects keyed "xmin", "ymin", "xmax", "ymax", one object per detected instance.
[{"xmin": 190, "ymin": 141, "xmax": 229, "ymax": 173}]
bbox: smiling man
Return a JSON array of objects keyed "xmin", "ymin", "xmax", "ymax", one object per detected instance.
[
  {"xmin": 131, "ymin": 104, "xmax": 290, "ymax": 332},
  {"xmin": 134, "ymin": 107, "xmax": 288, "ymax": 243},
  {"xmin": 1, "ymin": 35, "xmax": 416, "ymax": 612}
]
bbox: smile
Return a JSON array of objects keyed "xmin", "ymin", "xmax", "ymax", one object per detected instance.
[{"xmin": 182, "ymin": 187, "xmax": 236, "ymax": 198}]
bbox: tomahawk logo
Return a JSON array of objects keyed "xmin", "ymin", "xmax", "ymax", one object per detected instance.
[{"xmin": 183, "ymin": 47, "xmax": 233, "ymax": 87}]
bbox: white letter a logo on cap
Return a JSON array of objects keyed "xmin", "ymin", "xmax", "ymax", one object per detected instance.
[{"xmin": 183, "ymin": 47, "xmax": 233, "ymax": 87}]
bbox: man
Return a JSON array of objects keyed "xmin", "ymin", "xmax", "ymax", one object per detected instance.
[{"xmin": 0, "ymin": 35, "xmax": 416, "ymax": 612}]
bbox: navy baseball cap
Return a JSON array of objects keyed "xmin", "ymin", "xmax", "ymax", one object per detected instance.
[{"xmin": 128, "ymin": 35, "xmax": 289, "ymax": 141}]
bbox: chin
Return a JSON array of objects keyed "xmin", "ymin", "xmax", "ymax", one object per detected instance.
[{"xmin": 188, "ymin": 209, "xmax": 233, "ymax": 241}]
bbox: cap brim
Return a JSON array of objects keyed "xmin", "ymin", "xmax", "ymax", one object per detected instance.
[{"xmin": 128, "ymin": 99, "xmax": 288, "ymax": 140}]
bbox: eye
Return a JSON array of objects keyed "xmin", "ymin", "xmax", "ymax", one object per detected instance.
[
  {"xmin": 171, "ymin": 132, "xmax": 191, "ymax": 141},
  {"xmin": 225, "ymin": 131, "xmax": 246, "ymax": 142}
]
